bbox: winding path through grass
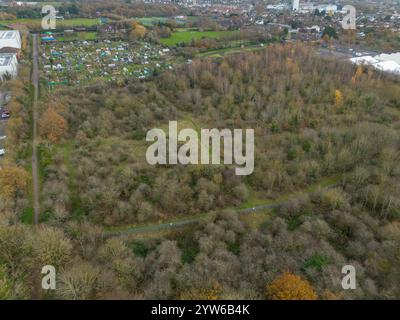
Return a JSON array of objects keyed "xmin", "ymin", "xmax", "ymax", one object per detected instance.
[{"xmin": 108, "ymin": 176, "xmax": 340, "ymax": 237}]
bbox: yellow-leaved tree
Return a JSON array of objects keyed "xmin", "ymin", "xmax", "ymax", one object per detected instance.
[
  {"xmin": 266, "ymin": 272, "xmax": 317, "ymax": 300},
  {"xmin": 131, "ymin": 21, "xmax": 146, "ymax": 40},
  {"xmin": 351, "ymin": 65, "xmax": 363, "ymax": 85},
  {"xmin": 39, "ymin": 107, "xmax": 68, "ymax": 143},
  {"xmin": 0, "ymin": 165, "xmax": 30, "ymax": 200},
  {"xmin": 334, "ymin": 89, "xmax": 343, "ymax": 107}
]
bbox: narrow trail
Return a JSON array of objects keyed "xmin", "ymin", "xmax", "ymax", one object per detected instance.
[
  {"xmin": 31, "ymin": 34, "xmax": 41, "ymax": 300},
  {"xmin": 109, "ymin": 179, "xmax": 339, "ymax": 237},
  {"xmin": 32, "ymin": 34, "xmax": 40, "ymax": 226},
  {"xmin": 109, "ymin": 203, "xmax": 281, "ymax": 237}
]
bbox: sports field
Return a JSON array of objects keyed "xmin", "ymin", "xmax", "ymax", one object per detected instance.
[
  {"xmin": 137, "ymin": 17, "xmax": 169, "ymax": 27},
  {"xmin": 137, "ymin": 16, "xmax": 199, "ymax": 27}
]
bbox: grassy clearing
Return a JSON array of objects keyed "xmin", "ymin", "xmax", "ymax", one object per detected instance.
[
  {"xmin": 21, "ymin": 159, "xmax": 34, "ymax": 225},
  {"xmin": 204, "ymin": 45, "xmax": 264, "ymax": 56},
  {"xmin": 137, "ymin": 16, "xmax": 199, "ymax": 27},
  {"xmin": 243, "ymin": 176, "xmax": 340, "ymax": 209},
  {"xmin": 197, "ymin": 44, "xmax": 268, "ymax": 58},
  {"xmin": 160, "ymin": 30, "xmax": 237, "ymax": 46},
  {"xmin": 57, "ymin": 18, "xmax": 100, "ymax": 27},
  {"xmin": 21, "ymin": 206, "xmax": 34, "ymax": 224},
  {"xmin": 137, "ymin": 17, "xmax": 169, "ymax": 27},
  {"xmin": 57, "ymin": 142, "xmax": 83, "ymax": 219},
  {"xmin": 57, "ymin": 32, "xmax": 98, "ymax": 42},
  {"xmin": 108, "ymin": 212, "xmax": 210, "ymax": 234},
  {"xmin": 109, "ymin": 175, "xmax": 340, "ymax": 237},
  {"xmin": 239, "ymin": 189, "xmax": 273, "ymax": 209},
  {"xmin": 239, "ymin": 209, "xmax": 273, "ymax": 230},
  {"xmin": 239, "ymin": 177, "xmax": 341, "ymax": 229}
]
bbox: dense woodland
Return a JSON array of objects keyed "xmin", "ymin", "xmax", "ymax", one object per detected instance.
[
  {"xmin": 1, "ymin": 43, "xmax": 400, "ymax": 299},
  {"xmin": 0, "ymin": 1, "xmax": 183, "ymax": 20}
]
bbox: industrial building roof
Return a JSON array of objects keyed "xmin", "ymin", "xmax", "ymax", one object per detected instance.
[
  {"xmin": 0, "ymin": 54, "xmax": 14, "ymax": 67},
  {"xmin": 0, "ymin": 30, "xmax": 22, "ymax": 50},
  {"xmin": 350, "ymin": 53, "xmax": 400, "ymax": 75},
  {"xmin": 0, "ymin": 31, "xmax": 19, "ymax": 40}
]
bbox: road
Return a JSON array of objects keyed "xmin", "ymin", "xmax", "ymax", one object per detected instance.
[
  {"xmin": 0, "ymin": 120, "xmax": 5, "ymax": 162},
  {"xmin": 32, "ymin": 34, "xmax": 40, "ymax": 225},
  {"xmin": 31, "ymin": 34, "xmax": 41, "ymax": 301},
  {"xmin": 0, "ymin": 119, "xmax": 5, "ymax": 139},
  {"xmin": 318, "ymin": 45, "xmax": 379, "ymax": 60},
  {"xmin": 0, "ymin": 92, "xmax": 10, "ymax": 163}
]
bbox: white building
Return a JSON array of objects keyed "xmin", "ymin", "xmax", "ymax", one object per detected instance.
[
  {"xmin": 292, "ymin": 0, "xmax": 300, "ymax": 11},
  {"xmin": 267, "ymin": 4, "xmax": 290, "ymax": 11},
  {"xmin": 317, "ymin": 4, "xmax": 338, "ymax": 15},
  {"xmin": 375, "ymin": 52, "xmax": 400, "ymax": 65},
  {"xmin": 350, "ymin": 53, "xmax": 400, "ymax": 76},
  {"xmin": 297, "ymin": 3, "xmax": 338, "ymax": 14},
  {"xmin": 0, "ymin": 53, "xmax": 18, "ymax": 80},
  {"xmin": 0, "ymin": 30, "xmax": 22, "ymax": 52}
]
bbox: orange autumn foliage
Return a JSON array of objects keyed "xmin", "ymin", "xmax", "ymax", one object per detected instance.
[
  {"xmin": 39, "ymin": 107, "xmax": 68, "ymax": 143},
  {"xmin": 266, "ymin": 272, "xmax": 317, "ymax": 300},
  {"xmin": 334, "ymin": 89, "xmax": 343, "ymax": 107},
  {"xmin": 131, "ymin": 21, "xmax": 146, "ymax": 39},
  {"xmin": 0, "ymin": 165, "xmax": 30, "ymax": 200},
  {"xmin": 351, "ymin": 65, "xmax": 363, "ymax": 85}
]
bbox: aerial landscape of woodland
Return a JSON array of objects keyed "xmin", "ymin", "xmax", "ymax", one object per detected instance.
[{"xmin": 0, "ymin": 0, "xmax": 400, "ymax": 303}]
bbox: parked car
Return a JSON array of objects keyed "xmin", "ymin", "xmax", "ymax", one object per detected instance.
[
  {"xmin": 1, "ymin": 109, "xmax": 10, "ymax": 119},
  {"xmin": 0, "ymin": 148, "xmax": 5, "ymax": 156}
]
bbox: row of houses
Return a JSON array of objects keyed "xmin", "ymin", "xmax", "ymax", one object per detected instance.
[{"xmin": 0, "ymin": 30, "xmax": 21, "ymax": 80}]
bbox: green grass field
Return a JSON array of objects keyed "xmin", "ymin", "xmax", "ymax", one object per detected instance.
[
  {"xmin": 137, "ymin": 17, "xmax": 169, "ymax": 27},
  {"xmin": 137, "ymin": 16, "xmax": 199, "ymax": 27},
  {"xmin": 197, "ymin": 44, "xmax": 267, "ymax": 58},
  {"xmin": 159, "ymin": 30, "xmax": 237, "ymax": 46},
  {"xmin": 57, "ymin": 31, "xmax": 98, "ymax": 42}
]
